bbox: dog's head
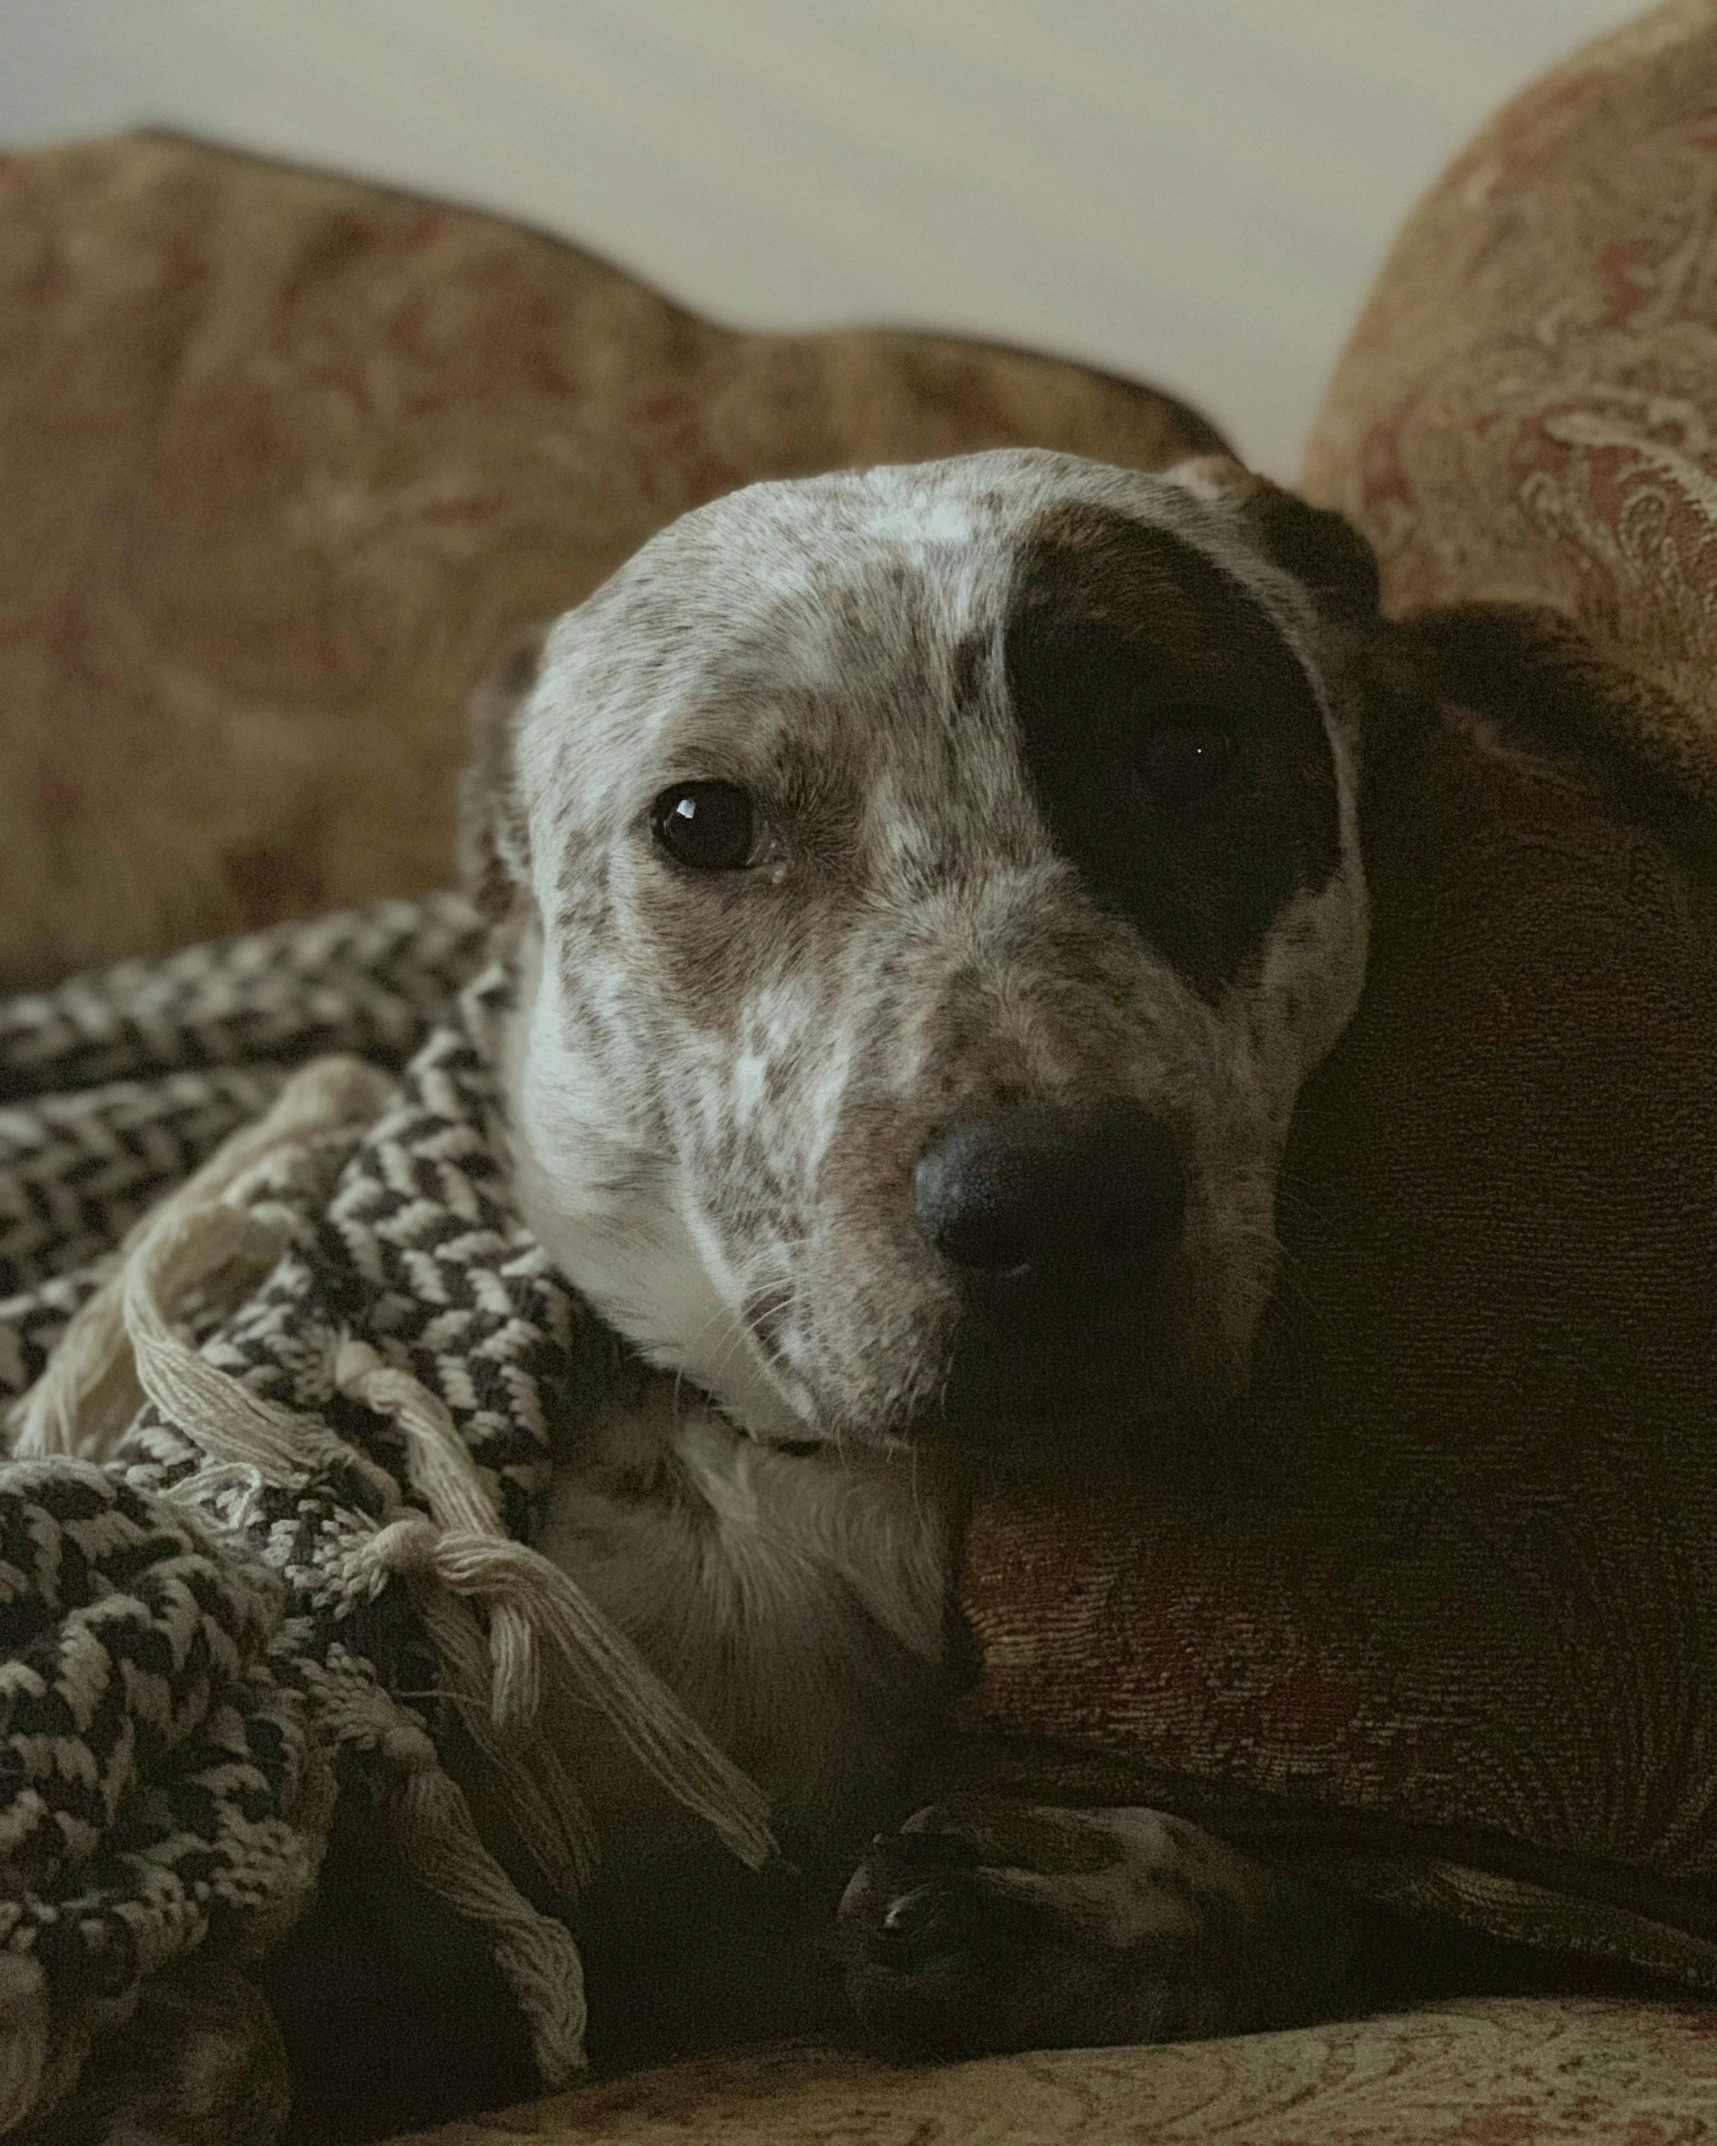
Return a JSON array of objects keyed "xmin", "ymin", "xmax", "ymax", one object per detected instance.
[{"xmin": 467, "ymin": 449, "xmax": 1376, "ymax": 1452}]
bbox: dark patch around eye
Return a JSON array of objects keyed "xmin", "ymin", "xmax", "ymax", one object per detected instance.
[
  {"xmin": 1004, "ymin": 504, "xmax": 1341, "ymax": 1000},
  {"xmin": 1138, "ymin": 722, "xmax": 1240, "ymax": 810}
]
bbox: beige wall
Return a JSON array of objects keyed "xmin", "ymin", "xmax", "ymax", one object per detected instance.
[{"xmin": 0, "ymin": 0, "xmax": 1635, "ymax": 473}]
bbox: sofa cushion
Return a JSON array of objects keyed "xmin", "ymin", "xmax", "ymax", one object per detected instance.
[
  {"xmin": 1301, "ymin": 0, "xmax": 1717, "ymax": 808},
  {"xmin": 0, "ymin": 132, "xmax": 1217, "ymax": 987},
  {"xmin": 379, "ymin": 1999, "xmax": 1717, "ymax": 2145}
]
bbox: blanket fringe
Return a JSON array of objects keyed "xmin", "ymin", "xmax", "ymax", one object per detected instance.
[
  {"xmin": 395, "ymin": 1760, "xmax": 589, "ymax": 2088},
  {"xmin": 309, "ymin": 1648, "xmax": 590, "ymax": 2087},
  {"xmin": 5, "ymin": 1055, "xmax": 777, "ymax": 2092},
  {"xmin": 338, "ymin": 1335, "xmax": 777, "ymax": 1880}
]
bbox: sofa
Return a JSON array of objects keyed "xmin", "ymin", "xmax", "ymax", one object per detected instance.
[{"xmin": 6, "ymin": 5, "xmax": 1717, "ymax": 2141}]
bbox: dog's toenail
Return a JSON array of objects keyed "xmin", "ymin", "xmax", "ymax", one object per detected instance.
[{"xmin": 882, "ymin": 1885, "xmax": 934, "ymax": 1932}]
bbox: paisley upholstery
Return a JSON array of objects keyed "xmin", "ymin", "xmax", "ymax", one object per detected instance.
[{"xmin": 0, "ymin": 132, "xmax": 1214, "ymax": 989}]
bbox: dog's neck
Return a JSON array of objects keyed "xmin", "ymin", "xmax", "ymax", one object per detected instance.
[{"xmin": 533, "ymin": 1363, "xmax": 956, "ymax": 1841}]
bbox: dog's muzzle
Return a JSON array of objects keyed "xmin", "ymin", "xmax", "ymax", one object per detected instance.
[{"xmin": 913, "ymin": 1104, "xmax": 1186, "ymax": 1422}]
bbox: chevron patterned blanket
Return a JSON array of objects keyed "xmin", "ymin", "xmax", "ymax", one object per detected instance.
[{"xmin": 0, "ymin": 896, "xmax": 773, "ymax": 2142}]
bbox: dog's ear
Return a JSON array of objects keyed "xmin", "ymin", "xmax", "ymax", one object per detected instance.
[
  {"xmin": 459, "ymin": 622, "xmax": 548, "ymax": 921},
  {"xmin": 1399, "ymin": 600, "xmax": 1717, "ymax": 865},
  {"xmin": 1166, "ymin": 455, "xmax": 1380, "ymax": 623}
]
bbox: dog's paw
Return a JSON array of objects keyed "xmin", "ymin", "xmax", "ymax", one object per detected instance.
[{"xmin": 837, "ymin": 1794, "xmax": 1355, "ymax": 2059}]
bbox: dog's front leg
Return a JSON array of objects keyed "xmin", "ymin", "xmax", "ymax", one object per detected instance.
[{"xmin": 837, "ymin": 1793, "xmax": 1360, "ymax": 2058}]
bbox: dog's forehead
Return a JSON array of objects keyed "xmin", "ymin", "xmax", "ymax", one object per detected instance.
[
  {"xmin": 615, "ymin": 478, "xmax": 1007, "ymax": 694},
  {"xmin": 555, "ymin": 460, "xmax": 1068, "ymax": 692},
  {"xmin": 524, "ymin": 452, "xmax": 1313, "ymax": 810},
  {"xmin": 565, "ymin": 453, "xmax": 1292, "ymax": 654}
]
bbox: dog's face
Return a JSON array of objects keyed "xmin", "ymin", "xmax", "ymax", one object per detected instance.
[{"xmin": 469, "ymin": 450, "xmax": 1374, "ymax": 1452}]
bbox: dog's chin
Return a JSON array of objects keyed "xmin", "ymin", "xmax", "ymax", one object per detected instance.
[
  {"xmin": 755, "ymin": 1294, "xmax": 1256, "ymax": 1472},
  {"xmin": 927, "ymin": 1340, "xmax": 1229, "ymax": 1462},
  {"xmin": 555, "ymin": 1204, "xmax": 1263, "ymax": 1464},
  {"xmin": 904, "ymin": 1336, "xmax": 1259, "ymax": 1486}
]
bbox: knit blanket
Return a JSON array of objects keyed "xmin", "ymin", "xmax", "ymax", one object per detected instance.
[{"xmin": 0, "ymin": 897, "xmax": 773, "ymax": 2141}]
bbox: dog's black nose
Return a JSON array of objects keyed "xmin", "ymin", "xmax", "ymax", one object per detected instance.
[{"xmin": 912, "ymin": 1106, "xmax": 1185, "ymax": 1280}]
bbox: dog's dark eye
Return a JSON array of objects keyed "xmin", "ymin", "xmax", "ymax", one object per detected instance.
[
  {"xmin": 651, "ymin": 781, "xmax": 757, "ymax": 870},
  {"xmin": 1137, "ymin": 723, "xmax": 1239, "ymax": 810}
]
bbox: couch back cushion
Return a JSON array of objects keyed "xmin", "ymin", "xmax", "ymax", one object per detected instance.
[
  {"xmin": 0, "ymin": 132, "xmax": 1216, "ymax": 985},
  {"xmin": 1302, "ymin": 0, "xmax": 1717, "ymax": 812}
]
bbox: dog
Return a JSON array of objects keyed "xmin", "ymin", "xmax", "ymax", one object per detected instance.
[{"xmin": 460, "ymin": 446, "xmax": 1388, "ymax": 2061}]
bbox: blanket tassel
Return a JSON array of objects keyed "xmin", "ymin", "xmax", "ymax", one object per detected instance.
[{"xmin": 6, "ymin": 1055, "xmax": 778, "ymax": 2091}]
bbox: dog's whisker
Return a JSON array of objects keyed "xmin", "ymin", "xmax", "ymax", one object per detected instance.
[{"xmin": 662, "ymin": 1293, "xmax": 763, "ymax": 1430}]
